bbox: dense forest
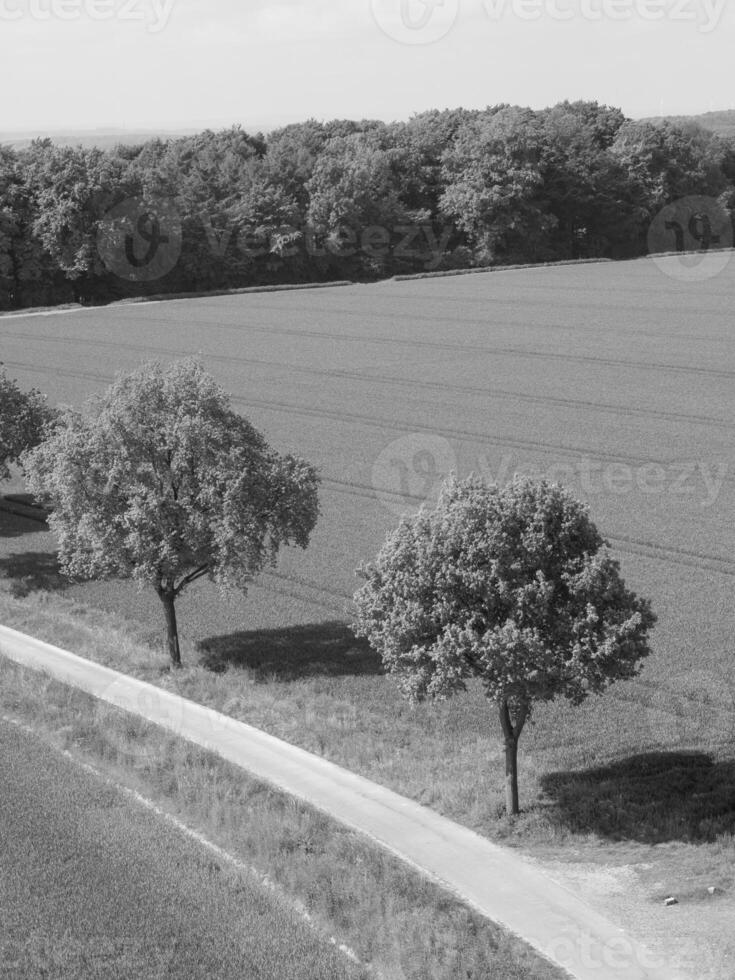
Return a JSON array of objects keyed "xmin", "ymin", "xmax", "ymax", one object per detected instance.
[{"xmin": 1, "ymin": 100, "xmax": 734, "ymax": 311}]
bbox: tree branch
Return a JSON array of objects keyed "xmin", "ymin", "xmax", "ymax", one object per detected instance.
[
  {"xmin": 498, "ymin": 698, "xmax": 530, "ymax": 742},
  {"xmin": 174, "ymin": 564, "xmax": 209, "ymax": 595}
]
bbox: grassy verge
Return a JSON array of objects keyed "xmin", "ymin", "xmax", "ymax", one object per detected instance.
[
  {"xmin": 0, "ymin": 655, "xmax": 564, "ymax": 980},
  {"xmin": 391, "ymin": 257, "xmax": 613, "ymax": 281},
  {"xmin": 114, "ymin": 279, "xmax": 355, "ymax": 305},
  {"xmin": 0, "ymin": 584, "xmax": 733, "ymax": 976},
  {"xmin": 1, "ymin": 587, "xmax": 732, "ymax": 847}
]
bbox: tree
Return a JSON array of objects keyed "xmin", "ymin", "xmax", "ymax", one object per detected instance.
[
  {"xmin": 0, "ymin": 365, "xmax": 56, "ymax": 479},
  {"xmin": 22, "ymin": 359, "xmax": 320, "ymax": 666},
  {"xmin": 537, "ymin": 104, "xmax": 638, "ymax": 259},
  {"xmin": 440, "ymin": 107, "xmax": 557, "ymax": 265},
  {"xmin": 353, "ymin": 476, "xmax": 656, "ymax": 816},
  {"xmin": 0, "ymin": 146, "xmax": 57, "ymax": 310},
  {"xmin": 306, "ymin": 131, "xmax": 413, "ymax": 276},
  {"xmin": 609, "ymin": 120, "xmax": 731, "ymax": 255},
  {"xmin": 28, "ymin": 142, "xmax": 125, "ymax": 301},
  {"xmin": 551, "ymin": 100, "xmax": 626, "ymax": 150},
  {"xmin": 152, "ymin": 127, "xmax": 269, "ymax": 293}
]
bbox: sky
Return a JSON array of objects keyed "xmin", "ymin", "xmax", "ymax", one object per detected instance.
[{"xmin": 0, "ymin": 0, "xmax": 732, "ymax": 132}]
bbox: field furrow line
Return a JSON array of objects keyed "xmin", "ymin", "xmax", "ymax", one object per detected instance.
[
  {"xmin": 252, "ymin": 578, "xmax": 347, "ymax": 617},
  {"xmin": 144, "ymin": 317, "xmax": 735, "ymax": 381},
  {"xmin": 6, "ymin": 333, "xmax": 734, "ymax": 429},
  {"xmin": 325, "ymin": 478, "xmax": 735, "ymax": 578},
  {"xmin": 3, "ymin": 358, "xmax": 700, "ymax": 473},
  {"xmin": 230, "ymin": 397, "xmax": 734, "ymax": 484},
  {"xmin": 261, "ymin": 570, "xmax": 352, "ymax": 608},
  {"xmin": 11, "ymin": 310, "xmax": 732, "ymax": 382},
  {"xmin": 147, "ymin": 293, "xmax": 735, "ymax": 345},
  {"xmin": 606, "ymin": 538, "xmax": 735, "ymax": 577},
  {"xmin": 6, "ymin": 356, "xmax": 730, "ymax": 494}
]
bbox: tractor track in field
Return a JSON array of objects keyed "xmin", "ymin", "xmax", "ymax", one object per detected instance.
[
  {"xmin": 3, "ymin": 332, "xmax": 734, "ymax": 431},
  {"xmin": 230, "ymin": 395, "xmax": 733, "ymax": 476},
  {"xmin": 324, "ymin": 478, "xmax": 735, "ymax": 578},
  {"xmin": 3, "ymin": 359, "xmax": 732, "ymax": 485},
  {"xmin": 7, "ymin": 308, "xmax": 735, "ymax": 380},
  {"xmin": 219, "ymin": 325, "xmax": 735, "ymax": 380},
  {"xmin": 259, "ymin": 569, "xmax": 352, "ymax": 611},
  {"xmin": 121, "ymin": 288, "xmax": 735, "ymax": 345},
  {"xmin": 2, "ymin": 385, "xmax": 733, "ymax": 583},
  {"xmin": 252, "ymin": 579, "xmax": 347, "ymax": 617},
  {"xmin": 140, "ymin": 312, "xmax": 735, "ymax": 381}
]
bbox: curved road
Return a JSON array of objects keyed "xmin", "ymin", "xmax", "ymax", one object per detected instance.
[
  {"xmin": 0, "ymin": 717, "xmax": 364, "ymax": 980},
  {"xmin": 0, "ymin": 625, "xmax": 687, "ymax": 980}
]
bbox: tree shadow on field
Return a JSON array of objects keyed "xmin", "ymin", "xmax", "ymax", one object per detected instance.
[
  {"xmin": 0, "ymin": 551, "xmax": 68, "ymax": 596},
  {"xmin": 541, "ymin": 752, "xmax": 735, "ymax": 844},
  {"xmin": 197, "ymin": 621, "xmax": 383, "ymax": 681},
  {"xmin": 0, "ymin": 495, "xmax": 49, "ymax": 538}
]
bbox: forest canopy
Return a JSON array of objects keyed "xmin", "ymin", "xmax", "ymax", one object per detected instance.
[{"xmin": 1, "ymin": 101, "xmax": 733, "ymax": 310}]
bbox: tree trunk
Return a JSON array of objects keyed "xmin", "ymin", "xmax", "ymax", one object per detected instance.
[
  {"xmin": 504, "ymin": 733, "xmax": 520, "ymax": 817},
  {"xmin": 498, "ymin": 699, "xmax": 529, "ymax": 817},
  {"xmin": 159, "ymin": 589, "xmax": 181, "ymax": 667}
]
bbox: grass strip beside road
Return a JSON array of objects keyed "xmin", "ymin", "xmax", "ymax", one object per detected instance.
[
  {"xmin": 0, "ymin": 655, "xmax": 564, "ymax": 980},
  {"xmin": 0, "ymin": 715, "xmax": 367, "ymax": 980},
  {"xmin": 0, "ymin": 584, "xmax": 732, "ymax": 977}
]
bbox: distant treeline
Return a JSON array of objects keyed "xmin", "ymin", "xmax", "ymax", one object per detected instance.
[{"xmin": 1, "ymin": 100, "xmax": 734, "ymax": 310}]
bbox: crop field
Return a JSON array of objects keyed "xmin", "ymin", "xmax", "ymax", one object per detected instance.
[
  {"xmin": 1, "ymin": 255, "xmax": 735, "ymax": 974},
  {"xmin": 2, "ymin": 256, "xmax": 734, "ymax": 657}
]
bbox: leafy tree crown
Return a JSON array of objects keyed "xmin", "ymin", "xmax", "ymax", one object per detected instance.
[
  {"xmin": 0, "ymin": 364, "xmax": 57, "ymax": 480},
  {"xmin": 22, "ymin": 358, "xmax": 320, "ymax": 595},
  {"xmin": 354, "ymin": 476, "xmax": 656, "ymax": 711}
]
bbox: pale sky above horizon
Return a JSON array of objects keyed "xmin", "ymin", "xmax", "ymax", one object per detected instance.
[{"xmin": 1, "ymin": 0, "xmax": 732, "ymax": 133}]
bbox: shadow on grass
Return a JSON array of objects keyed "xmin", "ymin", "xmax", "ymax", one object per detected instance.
[
  {"xmin": 541, "ymin": 752, "xmax": 735, "ymax": 844},
  {"xmin": 0, "ymin": 551, "xmax": 67, "ymax": 596},
  {"xmin": 198, "ymin": 621, "xmax": 382, "ymax": 681},
  {"xmin": 0, "ymin": 496, "xmax": 48, "ymax": 538}
]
